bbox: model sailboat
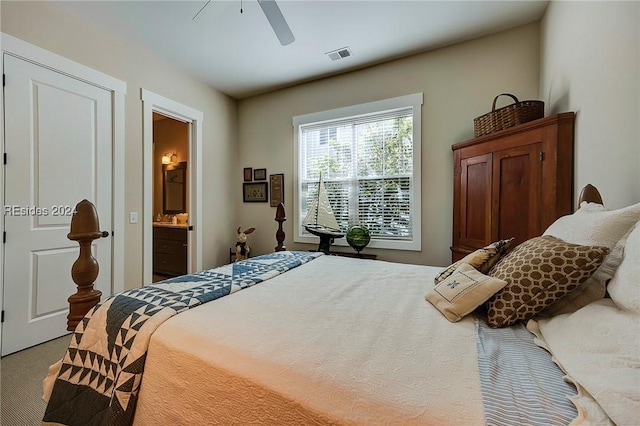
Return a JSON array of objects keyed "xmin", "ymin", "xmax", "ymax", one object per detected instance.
[{"xmin": 303, "ymin": 173, "xmax": 343, "ymax": 253}]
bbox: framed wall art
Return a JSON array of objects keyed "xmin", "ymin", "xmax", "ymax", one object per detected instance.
[
  {"xmin": 254, "ymin": 168, "xmax": 267, "ymax": 181},
  {"xmin": 243, "ymin": 182, "xmax": 268, "ymax": 202},
  {"xmin": 269, "ymin": 174, "xmax": 284, "ymax": 207},
  {"xmin": 243, "ymin": 167, "xmax": 253, "ymax": 182}
]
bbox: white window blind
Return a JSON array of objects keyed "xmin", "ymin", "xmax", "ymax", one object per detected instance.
[{"xmin": 294, "ymin": 93, "xmax": 422, "ymax": 251}]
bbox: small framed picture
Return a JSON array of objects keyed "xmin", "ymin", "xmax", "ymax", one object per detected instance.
[
  {"xmin": 243, "ymin": 167, "xmax": 253, "ymax": 182},
  {"xmin": 254, "ymin": 168, "xmax": 267, "ymax": 181},
  {"xmin": 243, "ymin": 182, "xmax": 268, "ymax": 202},
  {"xmin": 269, "ymin": 174, "xmax": 284, "ymax": 207}
]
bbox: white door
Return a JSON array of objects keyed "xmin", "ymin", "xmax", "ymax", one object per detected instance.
[{"xmin": 2, "ymin": 54, "xmax": 113, "ymax": 356}]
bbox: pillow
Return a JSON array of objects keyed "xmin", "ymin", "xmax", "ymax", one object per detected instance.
[
  {"xmin": 426, "ymin": 263, "xmax": 508, "ymax": 322},
  {"xmin": 541, "ymin": 201, "xmax": 640, "ymax": 315},
  {"xmin": 435, "ymin": 238, "xmax": 513, "ymax": 284},
  {"xmin": 531, "ymin": 299, "xmax": 640, "ymax": 426},
  {"xmin": 607, "ymin": 222, "xmax": 640, "ymax": 313},
  {"xmin": 486, "ymin": 235, "xmax": 609, "ymax": 328}
]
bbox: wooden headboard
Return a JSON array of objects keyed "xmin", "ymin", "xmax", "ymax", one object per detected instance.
[{"xmin": 578, "ymin": 184, "xmax": 604, "ymax": 206}]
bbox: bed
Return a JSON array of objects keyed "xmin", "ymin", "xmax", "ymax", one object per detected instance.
[{"xmin": 42, "ymin": 185, "xmax": 640, "ymax": 425}]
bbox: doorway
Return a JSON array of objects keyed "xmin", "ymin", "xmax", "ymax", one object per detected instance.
[
  {"xmin": 141, "ymin": 90, "xmax": 203, "ymax": 285},
  {"xmin": 152, "ymin": 113, "xmax": 189, "ymax": 282}
]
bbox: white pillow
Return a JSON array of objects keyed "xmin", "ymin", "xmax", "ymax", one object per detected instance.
[
  {"xmin": 531, "ymin": 299, "xmax": 640, "ymax": 426},
  {"xmin": 541, "ymin": 201, "xmax": 640, "ymax": 316},
  {"xmin": 607, "ymin": 222, "xmax": 640, "ymax": 313}
]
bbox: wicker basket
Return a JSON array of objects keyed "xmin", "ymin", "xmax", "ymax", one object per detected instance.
[{"xmin": 474, "ymin": 94, "xmax": 544, "ymax": 137}]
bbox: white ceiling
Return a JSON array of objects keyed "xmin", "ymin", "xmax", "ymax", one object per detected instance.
[{"xmin": 54, "ymin": 1, "xmax": 549, "ymax": 99}]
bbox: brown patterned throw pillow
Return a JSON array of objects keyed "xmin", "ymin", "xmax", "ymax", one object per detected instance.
[
  {"xmin": 486, "ymin": 235, "xmax": 609, "ymax": 328},
  {"xmin": 435, "ymin": 238, "xmax": 514, "ymax": 284}
]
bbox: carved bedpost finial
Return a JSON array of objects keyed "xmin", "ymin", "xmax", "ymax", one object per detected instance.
[
  {"xmin": 275, "ymin": 202, "xmax": 286, "ymax": 252},
  {"xmin": 66, "ymin": 199, "xmax": 104, "ymax": 331},
  {"xmin": 578, "ymin": 184, "xmax": 603, "ymax": 207}
]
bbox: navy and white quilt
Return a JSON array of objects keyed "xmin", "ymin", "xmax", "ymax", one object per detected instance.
[{"xmin": 43, "ymin": 251, "xmax": 322, "ymax": 426}]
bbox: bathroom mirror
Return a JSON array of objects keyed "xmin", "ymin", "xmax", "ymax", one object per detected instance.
[{"xmin": 163, "ymin": 162, "xmax": 187, "ymax": 214}]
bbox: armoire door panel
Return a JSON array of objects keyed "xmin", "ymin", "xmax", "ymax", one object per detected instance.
[
  {"xmin": 492, "ymin": 144, "xmax": 541, "ymax": 246},
  {"xmin": 460, "ymin": 154, "xmax": 492, "ymax": 249}
]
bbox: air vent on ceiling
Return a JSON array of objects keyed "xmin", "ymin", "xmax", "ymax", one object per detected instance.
[{"xmin": 326, "ymin": 47, "xmax": 353, "ymax": 61}]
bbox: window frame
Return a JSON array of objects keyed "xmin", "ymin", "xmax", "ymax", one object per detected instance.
[{"xmin": 293, "ymin": 93, "xmax": 423, "ymax": 251}]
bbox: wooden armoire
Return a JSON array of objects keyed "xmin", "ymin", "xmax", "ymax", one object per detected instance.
[{"xmin": 451, "ymin": 112, "xmax": 575, "ymax": 262}]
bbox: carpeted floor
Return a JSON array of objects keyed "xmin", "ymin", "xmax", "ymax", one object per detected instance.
[{"xmin": 1, "ymin": 334, "xmax": 72, "ymax": 425}]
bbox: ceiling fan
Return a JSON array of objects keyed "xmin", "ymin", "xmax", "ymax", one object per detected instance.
[{"xmin": 193, "ymin": 0, "xmax": 295, "ymax": 46}]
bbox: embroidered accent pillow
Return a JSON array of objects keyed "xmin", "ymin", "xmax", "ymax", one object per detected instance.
[
  {"xmin": 540, "ymin": 201, "xmax": 640, "ymax": 316},
  {"xmin": 486, "ymin": 235, "xmax": 609, "ymax": 328},
  {"xmin": 435, "ymin": 238, "xmax": 514, "ymax": 285},
  {"xmin": 426, "ymin": 263, "xmax": 508, "ymax": 322}
]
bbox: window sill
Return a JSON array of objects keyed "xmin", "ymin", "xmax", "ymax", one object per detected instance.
[{"xmin": 295, "ymin": 234, "xmax": 421, "ymax": 251}]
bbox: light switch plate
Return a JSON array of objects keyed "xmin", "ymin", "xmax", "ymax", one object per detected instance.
[{"xmin": 129, "ymin": 212, "xmax": 138, "ymax": 224}]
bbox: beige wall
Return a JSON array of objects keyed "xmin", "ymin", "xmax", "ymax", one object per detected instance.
[
  {"xmin": 1, "ymin": 1, "xmax": 238, "ymax": 289},
  {"xmin": 540, "ymin": 1, "xmax": 640, "ymax": 209},
  {"xmin": 237, "ymin": 24, "xmax": 540, "ymax": 267}
]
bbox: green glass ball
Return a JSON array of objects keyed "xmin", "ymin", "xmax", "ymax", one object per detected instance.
[{"xmin": 346, "ymin": 225, "xmax": 371, "ymax": 252}]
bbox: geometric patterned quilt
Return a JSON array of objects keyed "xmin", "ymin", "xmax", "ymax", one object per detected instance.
[{"xmin": 43, "ymin": 251, "xmax": 322, "ymax": 426}]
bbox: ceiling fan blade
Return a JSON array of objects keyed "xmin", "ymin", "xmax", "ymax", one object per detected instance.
[
  {"xmin": 257, "ymin": 0, "xmax": 295, "ymax": 46},
  {"xmin": 192, "ymin": 0, "xmax": 212, "ymax": 21}
]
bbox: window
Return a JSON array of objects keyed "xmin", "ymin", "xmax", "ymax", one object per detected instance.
[{"xmin": 293, "ymin": 93, "xmax": 422, "ymax": 251}]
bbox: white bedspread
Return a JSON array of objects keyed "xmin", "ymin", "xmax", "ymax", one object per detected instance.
[
  {"xmin": 529, "ymin": 299, "xmax": 640, "ymax": 425},
  {"xmin": 134, "ymin": 255, "xmax": 485, "ymax": 425}
]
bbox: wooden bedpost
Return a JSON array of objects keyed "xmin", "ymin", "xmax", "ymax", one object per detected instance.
[
  {"xmin": 66, "ymin": 199, "xmax": 107, "ymax": 331},
  {"xmin": 275, "ymin": 202, "xmax": 286, "ymax": 252}
]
